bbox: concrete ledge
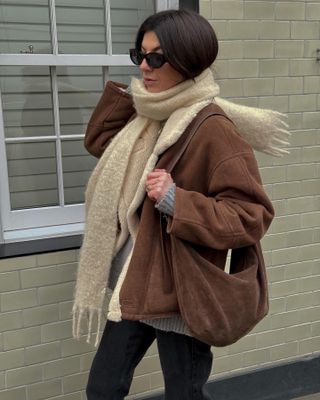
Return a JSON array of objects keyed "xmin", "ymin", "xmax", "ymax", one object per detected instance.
[
  {"xmin": 140, "ymin": 354, "xmax": 320, "ymax": 399},
  {"xmin": 0, "ymin": 236, "xmax": 82, "ymax": 259}
]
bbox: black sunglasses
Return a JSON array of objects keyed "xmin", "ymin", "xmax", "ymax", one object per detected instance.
[{"xmin": 129, "ymin": 48, "xmax": 167, "ymax": 69}]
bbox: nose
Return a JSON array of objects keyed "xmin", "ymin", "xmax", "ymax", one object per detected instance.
[{"xmin": 139, "ymin": 58, "xmax": 152, "ymax": 72}]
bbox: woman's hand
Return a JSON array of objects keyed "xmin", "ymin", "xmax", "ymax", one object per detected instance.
[{"xmin": 146, "ymin": 169, "xmax": 173, "ymax": 202}]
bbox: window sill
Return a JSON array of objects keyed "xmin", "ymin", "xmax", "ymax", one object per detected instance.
[{"xmin": 0, "ymin": 235, "xmax": 82, "ymax": 259}]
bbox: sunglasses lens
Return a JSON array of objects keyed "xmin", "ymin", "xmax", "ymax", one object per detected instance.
[
  {"xmin": 146, "ymin": 53, "xmax": 166, "ymax": 68},
  {"xmin": 129, "ymin": 49, "xmax": 142, "ymax": 65}
]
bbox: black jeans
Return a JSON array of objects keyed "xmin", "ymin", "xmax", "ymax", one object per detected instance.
[{"xmin": 86, "ymin": 320, "xmax": 213, "ymax": 400}]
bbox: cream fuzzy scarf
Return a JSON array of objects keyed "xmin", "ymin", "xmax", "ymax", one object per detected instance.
[{"xmin": 73, "ymin": 68, "xmax": 290, "ymax": 346}]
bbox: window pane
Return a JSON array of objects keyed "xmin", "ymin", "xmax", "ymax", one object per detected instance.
[
  {"xmin": 110, "ymin": 0, "xmax": 156, "ymax": 54},
  {"xmin": 57, "ymin": 66, "xmax": 104, "ymax": 136},
  {"xmin": 55, "ymin": 0, "xmax": 106, "ymax": 54},
  {"xmin": 0, "ymin": 0, "xmax": 52, "ymax": 54},
  {"xmin": 108, "ymin": 65, "xmax": 140, "ymax": 85},
  {"xmin": 0, "ymin": 66, "xmax": 55, "ymax": 139},
  {"xmin": 62, "ymin": 140, "xmax": 97, "ymax": 205},
  {"xmin": 6, "ymin": 141, "xmax": 59, "ymax": 210}
]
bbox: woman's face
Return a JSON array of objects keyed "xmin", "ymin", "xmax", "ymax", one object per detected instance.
[{"xmin": 140, "ymin": 31, "xmax": 184, "ymax": 93}]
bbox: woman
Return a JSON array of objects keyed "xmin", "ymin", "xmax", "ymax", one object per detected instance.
[{"xmin": 73, "ymin": 9, "xmax": 288, "ymax": 400}]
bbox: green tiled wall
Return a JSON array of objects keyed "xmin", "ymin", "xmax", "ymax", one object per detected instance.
[
  {"xmin": 200, "ymin": 0, "xmax": 320, "ymax": 384},
  {"xmin": 0, "ymin": 1, "xmax": 319, "ymax": 399}
]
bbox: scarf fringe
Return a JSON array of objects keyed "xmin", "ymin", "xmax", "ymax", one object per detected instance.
[
  {"xmin": 72, "ymin": 305, "xmax": 103, "ymax": 348},
  {"xmin": 215, "ymin": 97, "xmax": 290, "ymax": 157}
]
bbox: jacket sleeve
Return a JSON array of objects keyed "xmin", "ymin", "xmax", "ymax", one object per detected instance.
[
  {"xmin": 84, "ymin": 81, "xmax": 136, "ymax": 158},
  {"xmin": 167, "ymin": 152, "xmax": 274, "ymax": 250}
]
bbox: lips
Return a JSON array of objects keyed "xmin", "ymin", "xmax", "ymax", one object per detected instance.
[{"xmin": 144, "ymin": 78, "xmax": 156, "ymax": 84}]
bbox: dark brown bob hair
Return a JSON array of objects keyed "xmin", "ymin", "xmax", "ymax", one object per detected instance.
[{"xmin": 134, "ymin": 9, "xmax": 218, "ymax": 80}]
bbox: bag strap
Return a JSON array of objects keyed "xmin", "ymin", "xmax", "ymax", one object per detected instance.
[
  {"xmin": 165, "ymin": 103, "xmax": 230, "ymax": 173},
  {"xmin": 160, "ymin": 104, "xmax": 230, "ymax": 293}
]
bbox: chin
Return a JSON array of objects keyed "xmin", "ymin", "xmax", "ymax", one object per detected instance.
[{"xmin": 146, "ymin": 86, "xmax": 162, "ymax": 93}]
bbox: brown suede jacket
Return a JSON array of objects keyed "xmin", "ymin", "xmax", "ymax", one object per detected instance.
[{"xmin": 84, "ymin": 81, "xmax": 275, "ymax": 321}]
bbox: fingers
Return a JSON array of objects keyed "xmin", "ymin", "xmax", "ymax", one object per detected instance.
[
  {"xmin": 147, "ymin": 169, "xmax": 168, "ymax": 180},
  {"xmin": 146, "ymin": 169, "xmax": 171, "ymax": 187},
  {"xmin": 145, "ymin": 169, "xmax": 173, "ymax": 202}
]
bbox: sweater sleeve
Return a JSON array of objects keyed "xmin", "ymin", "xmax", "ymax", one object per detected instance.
[
  {"xmin": 84, "ymin": 81, "xmax": 136, "ymax": 158},
  {"xmin": 166, "ymin": 152, "xmax": 274, "ymax": 250},
  {"xmin": 155, "ymin": 184, "xmax": 176, "ymax": 216}
]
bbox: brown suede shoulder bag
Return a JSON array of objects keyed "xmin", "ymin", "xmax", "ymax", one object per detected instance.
[{"xmin": 161, "ymin": 104, "xmax": 269, "ymax": 347}]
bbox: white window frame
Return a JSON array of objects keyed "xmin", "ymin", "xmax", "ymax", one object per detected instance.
[{"xmin": 0, "ymin": 0, "xmax": 179, "ymax": 243}]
